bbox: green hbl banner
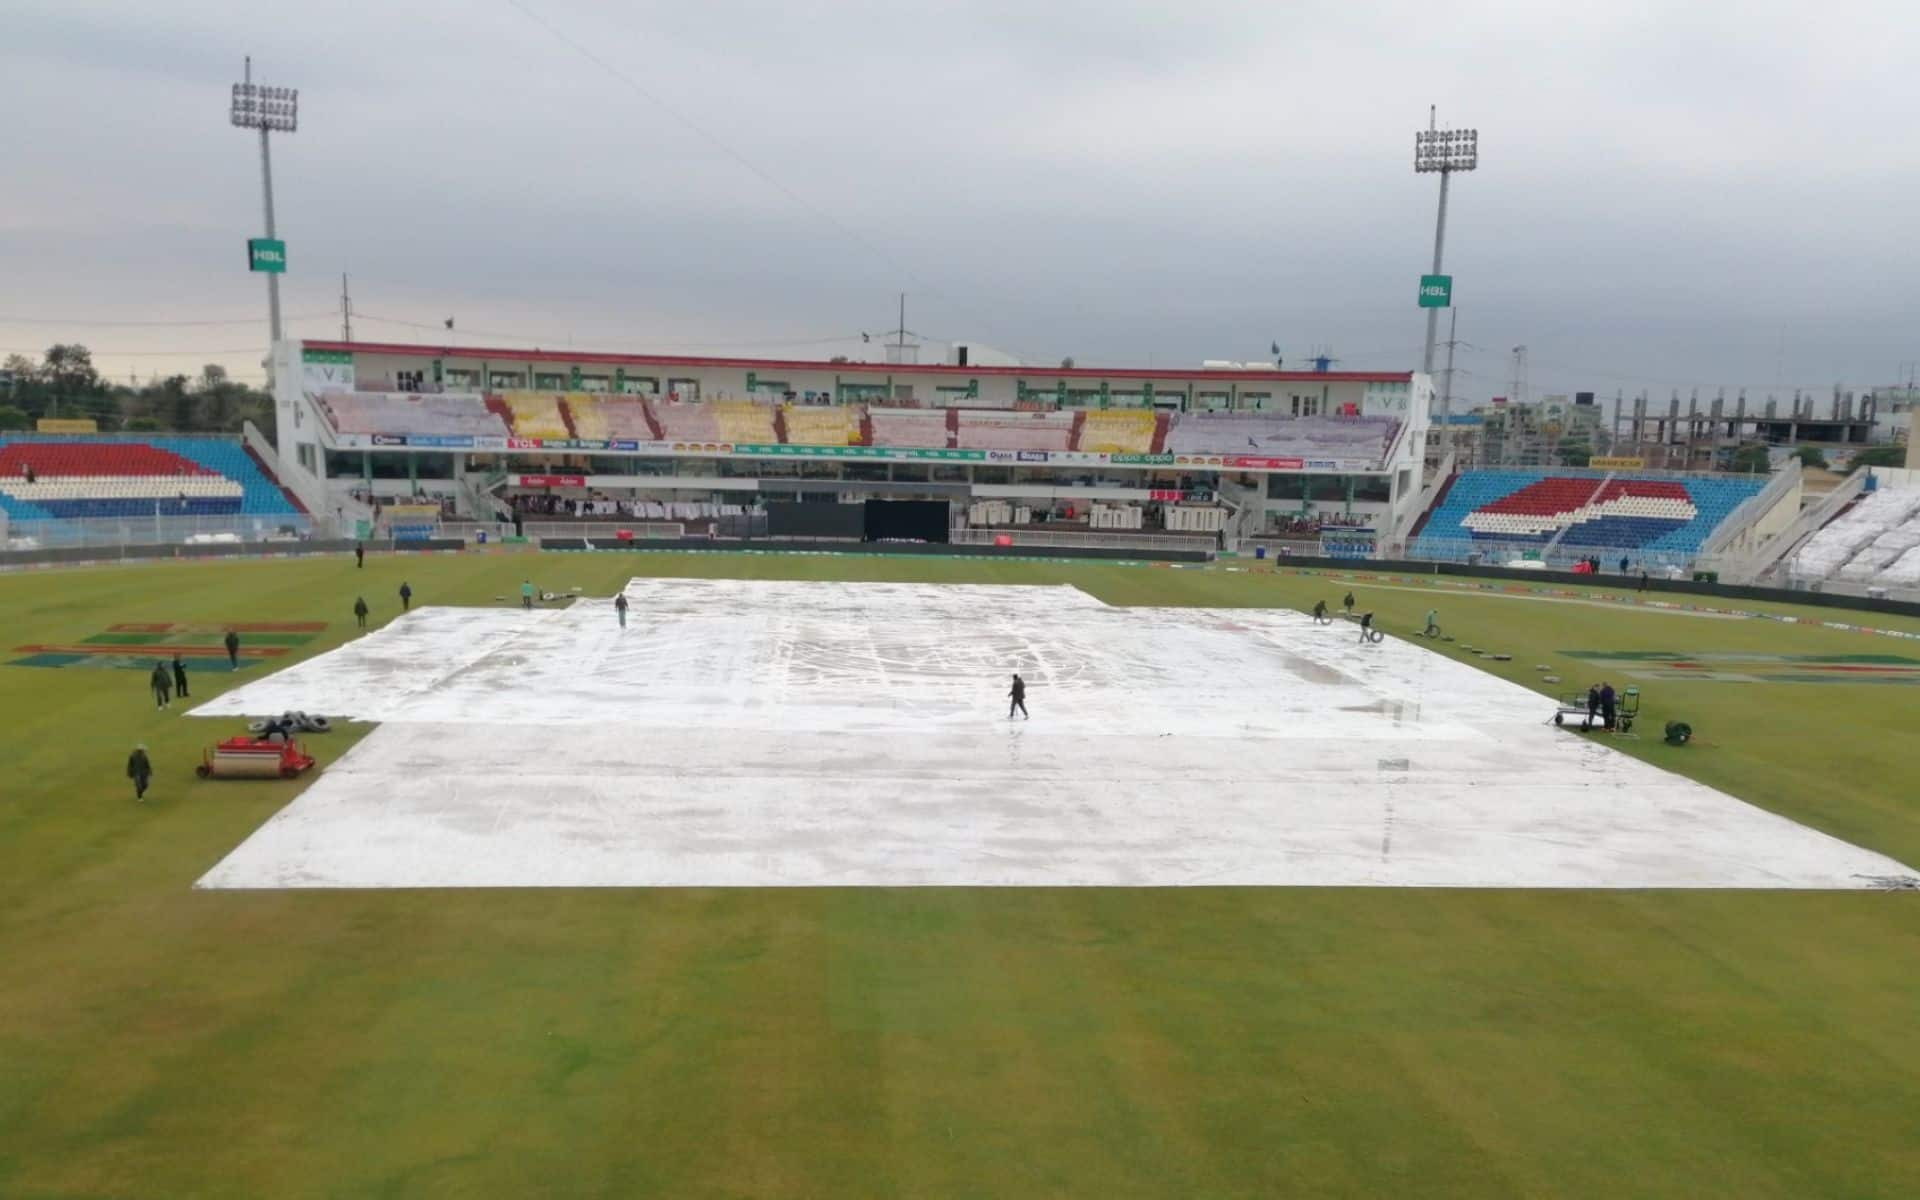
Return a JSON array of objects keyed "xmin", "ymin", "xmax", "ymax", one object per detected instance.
[
  {"xmin": 1418, "ymin": 274, "xmax": 1452, "ymax": 308},
  {"xmin": 247, "ymin": 238, "xmax": 286, "ymax": 274},
  {"xmin": 569, "ymin": 365, "xmax": 582, "ymax": 389}
]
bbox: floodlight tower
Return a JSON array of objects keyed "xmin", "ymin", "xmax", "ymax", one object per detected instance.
[
  {"xmin": 1413, "ymin": 108, "xmax": 1477, "ymax": 381},
  {"xmin": 230, "ymin": 58, "xmax": 298, "ymax": 343}
]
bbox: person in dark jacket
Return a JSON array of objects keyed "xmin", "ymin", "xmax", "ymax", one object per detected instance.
[
  {"xmin": 1599, "ymin": 682, "xmax": 1618, "ymax": 730},
  {"xmin": 171, "ymin": 654, "xmax": 189, "ymax": 699},
  {"xmin": 1311, "ymin": 599, "xmax": 1329, "ymax": 623},
  {"xmin": 1358, "ymin": 612, "xmax": 1375, "ymax": 643},
  {"xmin": 224, "ymin": 629, "xmax": 240, "ymax": 670},
  {"xmin": 355, "ymin": 542, "xmax": 365, "ymax": 568},
  {"xmin": 1586, "ymin": 684, "xmax": 1601, "ymax": 730},
  {"xmin": 1008, "ymin": 673, "xmax": 1028, "ymax": 720},
  {"xmin": 127, "ymin": 744, "xmax": 152, "ymax": 802},
  {"xmin": 353, "ymin": 596, "xmax": 370, "ymax": 629},
  {"xmin": 399, "ymin": 582, "xmax": 413, "ymax": 612},
  {"xmin": 614, "ymin": 593, "xmax": 629, "ymax": 628},
  {"xmin": 1343, "ymin": 591, "xmax": 1356, "ymax": 615},
  {"xmin": 149, "ymin": 660, "xmax": 172, "ymax": 709}
]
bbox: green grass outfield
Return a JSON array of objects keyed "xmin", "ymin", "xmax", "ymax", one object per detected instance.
[{"xmin": 2, "ymin": 549, "xmax": 1918, "ymax": 1198}]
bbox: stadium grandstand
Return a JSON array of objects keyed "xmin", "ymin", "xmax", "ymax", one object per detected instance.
[
  {"xmin": 1789, "ymin": 478, "xmax": 1920, "ymax": 591},
  {"xmin": 0, "ymin": 435, "xmax": 305, "ymax": 547},
  {"xmin": 312, "ymin": 391, "xmax": 511, "ymax": 440},
  {"xmin": 1410, "ymin": 468, "xmax": 1768, "ymax": 569},
  {"xmin": 781, "ymin": 405, "xmax": 862, "ymax": 447},
  {"xmin": 565, "ymin": 395, "xmax": 658, "ymax": 443}
]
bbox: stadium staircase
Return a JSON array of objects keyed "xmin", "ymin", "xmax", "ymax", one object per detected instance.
[
  {"xmin": 639, "ymin": 398, "xmax": 665, "ymax": 442},
  {"xmin": 1067, "ymin": 410, "xmax": 1088, "ymax": 451},
  {"xmin": 772, "ymin": 406, "xmax": 790, "ymax": 445},
  {"xmin": 1539, "ymin": 473, "xmax": 1617, "ymax": 559},
  {"xmin": 858, "ymin": 410, "xmax": 875, "ymax": 447},
  {"xmin": 1150, "ymin": 412, "xmax": 1171, "ymax": 454},
  {"xmin": 242, "ymin": 440, "xmax": 308, "ymax": 514},
  {"xmin": 559, "ymin": 398, "xmax": 580, "ymax": 439},
  {"xmin": 944, "ymin": 408, "xmax": 959, "ymax": 448},
  {"xmin": 483, "ymin": 395, "xmax": 517, "ymax": 432}
]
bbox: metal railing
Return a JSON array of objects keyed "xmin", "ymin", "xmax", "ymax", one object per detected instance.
[
  {"xmin": 1410, "ymin": 538, "xmax": 1698, "ymax": 574},
  {"xmin": 523, "ymin": 521, "xmax": 690, "ymax": 540},
  {"xmin": 2, "ymin": 513, "xmax": 315, "ymax": 551},
  {"xmin": 949, "ymin": 527, "xmax": 1214, "ymax": 553}
]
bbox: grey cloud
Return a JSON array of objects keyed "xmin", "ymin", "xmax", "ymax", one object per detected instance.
[{"xmin": 0, "ymin": 0, "xmax": 1915, "ymax": 399}]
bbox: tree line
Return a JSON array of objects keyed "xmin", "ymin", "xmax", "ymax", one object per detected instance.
[{"xmin": 0, "ymin": 344, "xmax": 273, "ymax": 439}]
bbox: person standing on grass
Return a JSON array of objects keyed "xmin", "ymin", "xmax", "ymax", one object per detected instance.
[
  {"xmin": 224, "ymin": 628, "xmax": 240, "ymax": 670},
  {"xmin": 355, "ymin": 542, "xmax": 365, "ymax": 569},
  {"xmin": 521, "ymin": 579, "xmax": 535, "ymax": 611},
  {"xmin": 399, "ymin": 581, "xmax": 413, "ymax": 612},
  {"xmin": 615, "ymin": 592, "xmax": 629, "ymax": 628},
  {"xmin": 1312, "ymin": 599, "xmax": 1329, "ymax": 623},
  {"xmin": 149, "ymin": 660, "xmax": 171, "ymax": 709},
  {"xmin": 1424, "ymin": 608, "xmax": 1439, "ymax": 637},
  {"xmin": 1357, "ymin": 612, "xmax": 1375, "ymax": 643},
  {"xmin": 1599, "ymin": 681, "xmax": 1618, "ymax": 731},
  {"xmin": 353, "ymin": 596, "xmax": 370, "ymax": 630},
  {"xmin": 127, "ymin": 744, "xmax": 152, "ymax": 802},
  {"xmin": 171, "ymin": 654, "xmax": 189, "ymax": 700},
  {"xmin": 1008, "ymin": 673, "xmax": 1029, "ymax": 720},
  {"xmin": 1586, "ymin": 683, "xmax": 1601, "ymax": 729},
  {"xmin": 1343, "ymin": 591, "xmax": 1356, "ymax": 615}
]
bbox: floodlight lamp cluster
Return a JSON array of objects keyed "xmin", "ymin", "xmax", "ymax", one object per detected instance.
[
  {"xmin": 231, "ymin": 83, "xmax": 298, "ymax": 132},
  {"xmin": 1414, "ymin": 128, "xmax": 1477, "ymax": 173}
]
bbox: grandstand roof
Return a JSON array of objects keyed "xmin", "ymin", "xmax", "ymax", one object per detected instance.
[{"xmin": 300, "ymin": 340, "xmax": 1412, "ymax": 385}]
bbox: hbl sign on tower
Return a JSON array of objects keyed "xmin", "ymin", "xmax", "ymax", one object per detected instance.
[
  {"xmin": 1417, "ymin": 274, "xmax": 1451, "ymax": 308},
  {"xmin": 247, "ymin": 238, "xmax": 287, "ymax": 274}
]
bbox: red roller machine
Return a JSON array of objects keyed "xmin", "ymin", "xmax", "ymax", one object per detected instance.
[{"xmin": 196, "ymin": 736, "xmax": 316, "ymax": 780}]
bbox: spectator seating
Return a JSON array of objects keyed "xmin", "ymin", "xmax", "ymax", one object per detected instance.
[
  {"xmin": 566, "ymin": 395, "xmax": 657, "ymax": 442},
  {"xmin": 0, "ymin": 437, "xmax": 301, "ymax": 521},
  {"xmin": 313, "ymin": 391, "xmax": 509, "ymax": 439},
  {"xmin": 1077, "ymin": 410, "xmax": 1156, "ymax": 454},
  {"xmin": 868, "ymin": 409, "xmax": 949, "ymax": 449},
  {"xmin": 955, "ymin": 411, "xmax": 1075, "ymax": 452},
  {"xmin": 1167, "ymin": 413, "xmax": 1398, "ymax": 465},
  {"xmin": 651, "ymin": 402, "xmax": 722, "ymax": 442},
  {"xmin": 783, "ymin": 405, "xmax": 862, "ymax": 446},
  {"xmin": 1412, "ymin": 469, "xmax": 1767, "ymax": 561},
  {"xmin": 1791, "ymin": 485, "xmax": 1920, "ymax": 586},
  {"xmin": 499, "ymin": 392, "xmax": 570, "ymax": 440},
  {"xmin": 712, "ymin": 402, "xmax": 777, "ymax": 444}
]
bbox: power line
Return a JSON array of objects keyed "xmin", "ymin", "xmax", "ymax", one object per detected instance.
[
  {"xmin": 350, "ymin": 311, "xmax": 868, "ymax": 352},
  {"xmin": 1, "ymin": 346, "xmax": 267, "ymax": 358},
  {"xmin": 0, "ymin": 311, "xmax": 332, "ymax": 327},
  {"xmin": 497, "ymin": 0, "xmax": 1020, "ymax": 353}
]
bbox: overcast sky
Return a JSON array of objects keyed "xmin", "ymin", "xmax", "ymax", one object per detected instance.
[{"xmin": 3, "ymin": 0, "xmax": 1915, "ymax": 402}]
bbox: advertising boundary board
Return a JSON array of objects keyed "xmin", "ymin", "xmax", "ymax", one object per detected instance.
[
  {"xmin": 0, "ymin": 539, "xmax": 468, "ymax": 572},
  {"xmin": 430, "ymin": 445, "xmax": 1385, "ymax": 474},
  {"xmin": 1301, "ymin": 560, "xmax": 1920, "ymax": 622},
  {"xmin": 539, "ymin": 537, "xmax": 1212, "ymax": 563}
]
